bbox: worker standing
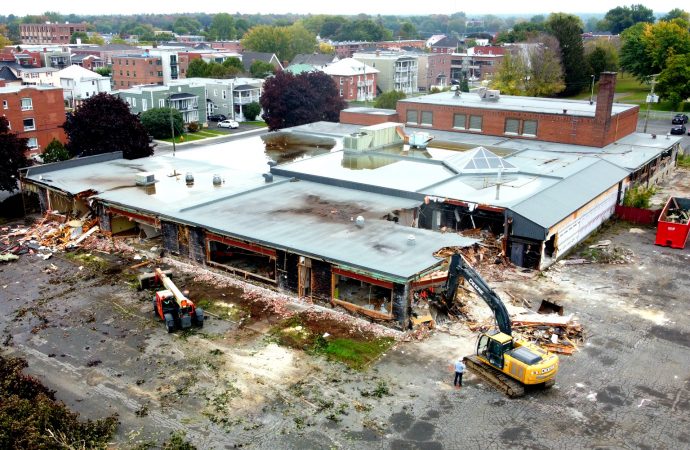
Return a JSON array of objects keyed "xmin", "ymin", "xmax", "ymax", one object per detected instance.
[{"xmin": 454, "ymin": 358, "xmax": 466, "ymax": 388}]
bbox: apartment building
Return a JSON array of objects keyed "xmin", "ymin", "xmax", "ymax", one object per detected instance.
[
  {"xmin": 115, "ymin": 83, "xmax": 206, "ymax": 124},
  {"xmin": 322, "ymin": 58, "xmax": 378, "ymax": 101},
  {"xmin": 20, "ymin": 22, "xmax": 88, "ymax": 44},
  {"xmin": 112, "ymin": 53, "xmax": 164, "ymax": 88},
  {"xmin": 56, "ymin": 65, "xmax": 111, "ymax": 107},
  {"xmin": 0, "ymin": 85, "xmax": 67, "ymax": 157},
  {"xmin": 352, "ymin": 52, "xmax": 418, "ymax": 94}
]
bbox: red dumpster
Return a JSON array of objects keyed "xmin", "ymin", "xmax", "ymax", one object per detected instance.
[{"xmin": 655, "ymin": 197, "xmax": 690, "ymax": 249}]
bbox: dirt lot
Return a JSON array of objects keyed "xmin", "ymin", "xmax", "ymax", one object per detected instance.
[{"xmin": 1, "ymin": 170, "xmax": 690, "ymax": 449}]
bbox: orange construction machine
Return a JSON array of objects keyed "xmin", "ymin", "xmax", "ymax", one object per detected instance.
[{"xmin": 141, "ymin": 268, "xmax": 204, "ymax": 333}]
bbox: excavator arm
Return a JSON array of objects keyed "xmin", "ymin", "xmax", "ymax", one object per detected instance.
[{"xmin": 446, "ymin": 253, "xmax": 512, "ymax": 336}]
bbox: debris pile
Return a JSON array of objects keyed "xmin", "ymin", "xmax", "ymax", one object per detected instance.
[
  {"xmin": 512, "ymin": 313, "xmax": 583, "ymax": 355},
  {"xmin": 436, "ymin": 231, "xmax": 518, "ymax": 281},
  {"xmin": 662, "ymin": 199, "xmax": 690, "ymax": 224},
  {"xmin": 565, "ymin": 239, "xmax": 634, "ymax": 265},
  {"xmin": 0, "ymin": 213, "xmax": 133, "ymax": 261}
]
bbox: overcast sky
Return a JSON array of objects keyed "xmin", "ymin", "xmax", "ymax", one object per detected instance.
[{"xmin": 2, "ymin": 1, "xmax": 681, "ymax": 17}]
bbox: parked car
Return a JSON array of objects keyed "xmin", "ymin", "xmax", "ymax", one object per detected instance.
[
  {"xmin": 672, "ymin": 114, "xmax": 689, "ymax": 124},
  {"xmin": 207, "ymin": 114, "xmax": 227, "ymax": 122},
  {"xmin": 670, "ymin": 124, "xmax": 687, "ymax": 135},
  {"xmin": 218, "ymin": 119, "xmax": 239, "ymax": 129}
]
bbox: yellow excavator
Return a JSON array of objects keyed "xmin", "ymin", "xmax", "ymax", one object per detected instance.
[{"xmin": 438, "ymin": 253, "xmax": 559, "ymax": 398}]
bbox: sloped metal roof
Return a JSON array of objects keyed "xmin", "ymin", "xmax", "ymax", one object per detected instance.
[{"xmin": 510, "ymin": 159, "xmax": 628, "ymax": 229}]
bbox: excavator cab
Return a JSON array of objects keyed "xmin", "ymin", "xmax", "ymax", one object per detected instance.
[{"xmin": 477, "ymin": 331, "xmax": 513, "ymax": 369}]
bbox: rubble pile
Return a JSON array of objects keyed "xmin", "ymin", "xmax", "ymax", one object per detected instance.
[
  {"xmin": 0, "ymin": 213, "xmax": 134, "ymax": 261},
  {"xmin": 469, "ymin": 312, "xmax": 584, "ymax": 355},
  {"xmin": 164, "ymin": 258, "xmax": 402, "ymax": 340},
  {"xmin": 436, "ymin": 231, "xmax": 520, "ymax": 282},
  {"xmin": 565, "ymin": 240, "xmax": 635, "ymax": 265}
]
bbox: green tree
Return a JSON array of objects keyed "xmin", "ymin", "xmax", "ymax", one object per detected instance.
[
  {"xmin": 260, "ymin": 71, "xmax": 346, "ymax": 130},
  {"xmin": 491, "ymin": 50, "xmax": 529, "ymax": 95},
  {"xmin": 585, "ymin": 40, "xmax": 619, "ymax": 80},
  {"xmin": 287, "ymin": 23, "xmax": 317, "ymax": 61},
  {"xmin": 173, "ymin": 17, "xmax": 202, "ymax": 35},
  {"xmin": 374, "ymin": 91, "xmax": 406, "ymax": 109},
  {"xmin": 63, "ymin": 93, "xmax": 154, "ymax": 160},
  {"xmin": 186, "ymin": 59, "xmax": 209, "ymax": 78},
  {"xmin": 598, "ymin": 4, "xmax": 655, "ymax": 34},
  {"xmin": 334, "ymin": 19, "xmax": 392, "ymax": 41},
  {"xmin": 223, "ymin": 57, "xmax": 244, "ymax": 72},
  {"xmin": 662, "ymin": 8, "xmax": 690, "ymax": 23},
  {"xmin": 546, "ymin": 13, "xmax": 591, "ymax": 96},
  {"xmin": 619, "ymin": 22, "xmax": 649, "ymax": 79},
  {"xmin": 209, "ymin": 13, "xmax": 235, "ymax": 40},
  {"xmin": 620, "ymin": 20, "xmax": 690, "ymax": 81},
  {"xmin": 89, "ymin": 33, "xmax": 105, "ymax": 45},
  {"xmin": 0, "ymin": 117, "xmax": 29, "ymax": 192},
  {"xmin": 398, "ymin": 22, "xmax": 418, "ymax": 39},
  {"xmin": 242, "ymin": 25, "xmax": 290, "ymax": 61},
  {"xmin": 140, "ymin": 108, "xmax": 184, "ymax": 139},
  {"xmin": 70, "ymin": 31, "xmax": 88, "ymax": 44},
  {"xmin": 94, "ymin": 67, "xmax": 112, "ymax": 77},
  {"xmin": 244, "ymin": 102, "xmax": 261, "ymax": 121},
  {"xmin": 250, "ymin": 60, "xmax": 276, "ymax": 78},
  {"xmin": 41, "ymin": 138, "xmax": 69, "ymax": 163},
  {"xmin": 655, "ymin": 53, "xmax": 690, "ymax": 109},
  {"xmin": 525, "ymin": 36, "xmax": 566, "ymax": 96}
]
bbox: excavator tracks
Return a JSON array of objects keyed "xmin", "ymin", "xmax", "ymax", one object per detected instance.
[{"xmin": 464, "ymin": 355, "xmax": 526, "ymax": 398}]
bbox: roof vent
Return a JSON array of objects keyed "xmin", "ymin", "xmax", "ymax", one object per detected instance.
[
  {"xmin": 135, "ymin": 172, "xmax": 156, "ymax": 186},
  {"xmin": 355, "ymin": 215, "xmax": 365, "ymax": 228},
  {"xmin": 262, "ymin": 173, "xmax": 273, "ymax": 183},
  {"xmin": 212, "ymin": 174, "xmax": 222, "ymax": 186},
  {"xmin": 185, "ymin": 172, "xmax": 194, "ymax": 185},
  {"xmin": 407, "ymin": 235, "xmax": 416, "ymax": 246},
  {"xmin": 267, "ymin": 159, "xmax": 278, "ymax": 167}
]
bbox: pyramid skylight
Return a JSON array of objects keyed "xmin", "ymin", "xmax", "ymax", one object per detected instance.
[{"xmin": 442, "ymin": 147, "xmax": 518, "ymax": 174}]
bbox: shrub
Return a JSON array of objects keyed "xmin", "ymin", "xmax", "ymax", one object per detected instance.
[
  {"xmin": 187, "ymin": 121, "xmax": 200, "ymax": 133},
  {"xmin": 622, "ymin": 184, "xmax": 657, "ymax": 208},
  {"xmin": 41, "ymin": 138, "xmax": 70, "ymax": 163},
  {"xmin": 244, "ymin": 102, "xmax": 261, "ymax": 121}
]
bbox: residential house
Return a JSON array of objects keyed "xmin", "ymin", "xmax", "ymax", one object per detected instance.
[
  {"xmin": 290, "ymin": 53, "xmax": 339, "ymax": 71},
  {"xmin": 112, "ymin": 51, "xmax": 164, "ymax": 88},
  {"xmin": 284, "ymin": 64, "xmax": 317, "ymax": 75},
  {"xmin": 241, "ymin": 52, "xmax": 283, "ymax": 74},
  {"xmin": 115, "ymin": 83, "xmax": 206, "ymax": 125},
  {"xmin": 376, "ymin": 40, "xmax": 426, "ymax": 51},
  {"xmin": 0, "ymin": 48, "xmax": 42, "ymax": 68},
  {"xmin": 20, "ymin": 22, "xmax": 88, "ymax": 44},
  {"xmin": 429, "ymin": 36, "xmax": 461, "ymax": 54},
  {"xmin": 232, "ymin": 78, "xmax": 263, "ymax": 121},
  {"xmin": 43, "ymin": 50, "xmax": 72, "ymax": 70},
  {"xmin": 0, "ymin": 66, "xmax": 22, "ymax": 87},
  {"xmin": 14, "ymin": 66, "xmax": 59, "ymax": 86},
  {"xmin": 416, "ymin": 52, "xmax": 451, "ymax": 92},
  {"xmin": 71, "ymin": 54, "xmax": 105, "ymax": 71},
  {"xmin": 211, "ymin": 41, "xmax": 243, "ymax": 53},
  {"xmin": 70, "ymin": 44, "xmax": 138, "ymax": 66},
  {"xmin": 333, "ymin": 41, "xmax": 371, "ymax": 58},
  {"xmin": 322, "ymin": 58, "xmax": 377, "ymax": 101},
  {"xmin": 450, "ymin": 46, "xmax": 505, "ymax": 81},
  {"xmin": 0, "ymin": 85, "xmax": 67, "ymax": 157},
  {"xmin": 352, "ymin": 51, "xmax": 418, "ymax": 94},
  {"xmin": 56, "ymin": 65, "xmax": 111, "ymax": 107}
]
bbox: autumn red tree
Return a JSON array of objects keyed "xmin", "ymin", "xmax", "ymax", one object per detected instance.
[
  {"xmin": 260, "ymin": 71, "xmax": 346, "ymax": 131},
  {"xmin": 63, "ymin": 93, "xmax": 154, "ymax": 159}
]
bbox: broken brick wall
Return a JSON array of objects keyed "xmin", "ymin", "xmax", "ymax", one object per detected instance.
[
  {"xmin": 276, "ymin": 250, "xmax": 299, "ymax": 292},
  {"xmin": 188, "ymin": 227, "xmax": 206, "ymax": 264},
  {"xmin": 392, "ymin": 283, "xmax": 408, "ymax": 326},
  {"xmin": 161, "ymin": 220, "xmax": 179, "ymax": 255},
  {"xmin": 97, "ymin": 204, "xmax": 111, "ymax": 232},
  {"xmin": 311, "ymin": 259, "xmax": 332, "ymax": 302}
]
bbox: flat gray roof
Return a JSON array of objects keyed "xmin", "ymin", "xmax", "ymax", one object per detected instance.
[
  {"xmin": 24, "ymin": 145, "xmax": 474, "ymax": 281},
  {"xmin": 400, "ymin": 91, "xmax": 637, "ymax": 118}
]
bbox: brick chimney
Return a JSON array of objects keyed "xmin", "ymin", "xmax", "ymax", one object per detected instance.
[
  {"xmin": 592, "ymin": 71, "xmax": 618, "ymax": 146},
  {"xmin": 594, "ymin": 72, "xmax": 617, "ymax": 127}
]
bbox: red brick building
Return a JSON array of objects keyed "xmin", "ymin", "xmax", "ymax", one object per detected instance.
[
  {"xmin": 112, "ymin": 53, "xmax": 164, "ymax": 88},
  {"xmin": 20, "ymin": 22, "xmax": 88, "ymax": 44},
  {"xmin": 342, "ymin": 72, "xmax": 638, "ymax": 149},
  {"xmin": 0, "ymin": 85, "xmax": 67, "ymax": 157},
  {"xmin": 0, "ymin": 48, "xmax": 42, "ymax": 67},
  {"xmin": 210, "ymin": 41, "xmax": 243, "ymax": 53}
]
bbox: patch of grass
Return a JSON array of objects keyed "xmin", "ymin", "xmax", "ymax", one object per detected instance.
[
  {"xmin": 360, "ymin": 380, "xmax": 391, "ymax": 398},
  {"xmin": 677, "ymin": 152, "xmax": 690, "ymax": 169},
  {"xmin": 270, "ymin": 316, "xmax": 394, "ymax": 370},
  {"xmin": 195, "ymin": 298, "xmax": 247, "ymax": 321},
  {"xmin": 313, "ymin": 336, "xmax": 395, "ymax": 370},
  {"xmin": 159, "ymin": 133, "xmax": 207, "ymax": 143},
  {"xmin": 622, "ymin": 184, "xmax": 657, "ymax": 208},
  {"xmin": 64, "ymin": 251, "xmax": 110, "ymax": 272},
  {"xmin": 242, "ymin": 121, "xmax": 267, "ymax": 127}
]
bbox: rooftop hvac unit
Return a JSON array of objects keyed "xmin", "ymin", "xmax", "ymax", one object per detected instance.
[{"xmin": 135, "ymin": 172, "xmax": 156, "ymax": 186}]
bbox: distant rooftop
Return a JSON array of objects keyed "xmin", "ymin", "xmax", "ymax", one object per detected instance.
[{"xmin": 400, "ymin": 91, "xmax": 637, "ymax": 118}]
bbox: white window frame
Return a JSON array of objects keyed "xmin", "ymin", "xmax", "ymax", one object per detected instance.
[
  {"xmin": 522, "ymin": 120, "xmax": 538, "ymax": 137},
  {"xmin": 469, "ymin": 115, "xmax": 483, "ymax": 131},
  {"xmin": 159, "ymin": 98, "xmax": 165, "ymax": 108},
  {"xmin": 27, "ymin": 137, "xmax": 38, "ymax": 148},
  {"xmin": 21, "ymin": 98, "xmax": 33, "ymax": 111},
  {"xmin": 406, "ymin": 110, "xmax": 418, "ymax": 125},
  {"xmin": 142, "ymin": 98, "xmax": 148, "ymax": 112},
  {"xmin": 504, "ymin": 118, "xmax": 519, "ymax": 135},
  {"xmin": 421, "ymin": 111, "xmax": 433, "ymax": 126},
  {"xmin": 453, "ymin": 114, "xmax": 466, "ymax": 130},
  {"xmin": 23, "ymin": 118, "xmax": 36, "ymax": 131}
]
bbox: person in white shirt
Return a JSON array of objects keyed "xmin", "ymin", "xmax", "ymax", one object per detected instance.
[{"xmin": 454, "ymin": 358, "xmax": 466, "ymax": 388}]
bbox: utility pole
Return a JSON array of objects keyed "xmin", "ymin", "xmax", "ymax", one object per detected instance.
[
  {"xmin": 168, "ymin": 93, "xmax": 176, "ymax": 157},
  {"xmin": 589, "ymin": 74, "xmax": 595, "ymax": 105},
  {"xmin": 643, "ymin": 75, "xmax": 658, "ymax": 134}
]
